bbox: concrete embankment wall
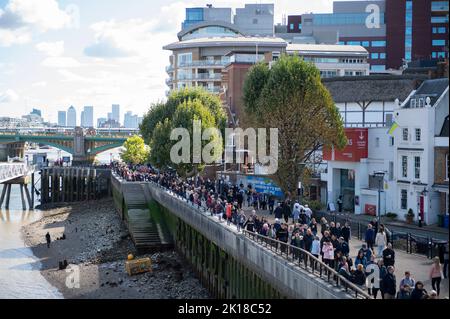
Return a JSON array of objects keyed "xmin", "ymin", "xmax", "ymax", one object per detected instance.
[{"xmin": 111, "ymin": 175, "xmax": 353, "ymax": 299}]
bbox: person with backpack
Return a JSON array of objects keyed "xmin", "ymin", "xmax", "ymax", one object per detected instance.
[
  {"xmin": 382, "ymin": 266, "xmax": 397, "ymax": 299},
  {"xmin": 365, "ymin": 224, "xmax": 375, "ymax": 250}
]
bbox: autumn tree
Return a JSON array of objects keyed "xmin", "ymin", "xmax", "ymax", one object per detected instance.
[
  {"xmin": 120, "ymin": 135, "xmax": 150, "ymax": 165},
  {"xmin": 242, "ymin": 55, "xmax": 347, "ymax": 197}
]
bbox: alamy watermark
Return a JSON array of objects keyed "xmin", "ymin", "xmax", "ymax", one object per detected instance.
[
  {"xmin": 366, "ymin": 4, "xmax": 381, "ymax": 29},
  {"xmin": 65, "ymin": 264, "xmax": 80, "ymax": 289},
  {"xmin": 170, "ymin": 120, "xmax": 279, "ymax": 174}
]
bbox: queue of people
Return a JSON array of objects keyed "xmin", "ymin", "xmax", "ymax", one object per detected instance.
[{"xmin": 112, "ymin": 162, "xmax": 446, "ymax": 299}]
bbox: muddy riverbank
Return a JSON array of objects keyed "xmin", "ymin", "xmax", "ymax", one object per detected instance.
[{"xmin": 22, "ymin": 199, "xmax": 210, "ymax": 299}]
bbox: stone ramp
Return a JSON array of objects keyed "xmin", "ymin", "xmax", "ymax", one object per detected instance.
[{"xmin": 122, "ymin": 183, "xmax": 172, "ymax": 252}]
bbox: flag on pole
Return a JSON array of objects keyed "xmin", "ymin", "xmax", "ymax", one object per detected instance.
[{"xmin": 387, "ymin": 122, "xmax": 399, "ymax": 136}]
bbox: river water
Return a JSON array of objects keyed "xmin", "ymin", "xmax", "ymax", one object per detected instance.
[{"xmin": 0, "ymin": 147, "xmax": 121, "ymax": 298}]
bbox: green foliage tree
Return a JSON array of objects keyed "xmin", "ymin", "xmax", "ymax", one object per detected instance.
[
  {"xmin": 141, "ymin": 88, "xmax": 226, "ymax": 176},
  {"xmin": 120, "ymin": 135, "xmax": 149, "ymax": 165},
  {"xmin": 242, "ymin": 55, "xmax": 347, "ymax": 197}
]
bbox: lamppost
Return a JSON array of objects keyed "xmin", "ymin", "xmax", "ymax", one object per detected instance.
[{"xmin": 374, "ymin": 171, "xmax": 386, "ymax": 223}]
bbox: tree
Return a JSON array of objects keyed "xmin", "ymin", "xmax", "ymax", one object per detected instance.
[
  {"xmin": 140, "ymin": 88, "xmax": 227, "ymax": 145},
  {"xmin": 242, "ymin": 55, "xmax": 347, "ymax": 197},
  {"xmin": 120, "ymin": 135, "xmax": 150, "ymax": 165},
  {"xmin": 141, "ymin": 88, "xmax": 226, "ymax": 176}
]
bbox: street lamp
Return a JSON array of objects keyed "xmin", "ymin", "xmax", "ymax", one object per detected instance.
[
  {"xmin": 374, "ymin": 171, "xmax": 386, "ymax": 223},
  {"xmin": 419, "ymin": 187, "xmax": 428, "ymax": 228}
]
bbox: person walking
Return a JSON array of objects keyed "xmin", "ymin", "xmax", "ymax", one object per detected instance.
[
  {"xmin": 382, "ymin": 243, "xmax": 395, "ymax": 267},
  {"xmin": 375, "ymin": 228, "xmax": 387, "ymax": 258},
  {"xmin": 399, "ymin": 271, "xmax": 415, "ymax": 294},
  {"xmin": 45, "ymin": 232, "xmax": 51, "ymax": 248},
  {"xmin": 292, "ymin": 203, "xmax": 301, "ymax": 225},
  {"xmin": 282, "ymin": 201, "xmax": 291, "ymax": 224},
  {"xmin": 382, "ymin": 266, "xmax": 397, "ymax": 299},
  {"xmin": 341, "ymin": 221, "xmax": 351, "ymax": 243},
  {"xmin": 365, "ymin": 224, "xmax": 375, "ymax": 250},
  {"xmin": 373, "ymin": 259, "xmax": 387, "ymax": 299},
  {"xmin": 337, "ymin": 195, "xmax": 343, "ymax": 213},
  {"xmin": 429, "ymin": 256, "xmax": 443, "ymax": 296}
]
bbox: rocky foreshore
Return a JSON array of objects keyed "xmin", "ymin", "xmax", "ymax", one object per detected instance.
[{"xmin": 21, "ymin": 198, "xmax": 210, "ymax": 299}]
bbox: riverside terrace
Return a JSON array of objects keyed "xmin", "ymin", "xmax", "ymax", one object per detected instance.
[
  {"xmin": 113, "ymin": 163, "xmax": 448, "ymax": 299},
  {"xmin": 113, "ymin": 162, "xmax": 373, "ymax": 299}
]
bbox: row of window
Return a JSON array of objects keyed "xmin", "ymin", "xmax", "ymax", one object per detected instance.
[
  {"xmin": 402, "ymin": 128, "xmax": 421, "ymax": 142},
  {"xmin": 405, "ymin": 1, "xmax": 413, "ymax": 62},
  {"xmin": 432, "ymin": 39, "xmax": 447, "ymax": 46},
  {"xmin": 432, "ymin": 52, "xmax": 447, "ymax": 58},
  {"xmin": 401, "ymin": 155, "xmax": 421, "ymax": 179},
  {"xmin": 339, "ymin": 40, "xmax": 386, "ymax": 47},
  {"xmin": 370, "ymin": 65, "xmax": 386, "ymax": 71},
  {"xmin": 371, "ymin": 53, "xmax": 386, "ymax": 60},
  {"xmin": 289, "ymin": 23, "xmax": 302, "ymax": 31},
  {"xmin": 431, "ymin": 16, "xmax": 449, "ymax": 23},
  {"xmin": 432, "ymin": 27, "xmax": 447, "ymax": 34},
  {"xmin": 313, "ymin": 13, "xmax": 385, "ymax": 25},
  {"xmin": 431, "ymin": 1, "xmax": 449, "ymax": 12}
]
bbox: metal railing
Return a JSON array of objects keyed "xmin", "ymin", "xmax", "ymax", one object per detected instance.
[
  {"xmin": 0, "ymin": 163, "xmax": 35, "ymax": 183},
  {"xmin": 314, "ymin": 211, "xmax": 448, "ymax": 259},
  {"xmin": 241, "ymin": 230, "xmax": 372, "ymax": 299},
  {"xmin": 111, "ymin": 172, "xmax": 372, "ymax": 299}
]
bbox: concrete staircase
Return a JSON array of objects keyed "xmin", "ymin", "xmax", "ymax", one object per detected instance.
[{"xmin": 122, "ymin": 183, "xmax": 172, "ymax": 252}]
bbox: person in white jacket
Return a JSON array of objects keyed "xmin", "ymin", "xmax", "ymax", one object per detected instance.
[{"xmin": 375, "ymin": 229, "xmax": 387, "ymax": 257}]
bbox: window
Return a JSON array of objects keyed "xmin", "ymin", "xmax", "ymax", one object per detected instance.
[
  {"xmin": 403, "ymin": 128, "xmax": 409, "ymax": 141},
  {"xmin": 431, "ymin": 16, "xmax": 448, "ymax": 23},
  {"xmin": 405, "ymin": 27, "xmax": 412, "ymax": 36},
  {"xmin": 415, "ymin": 128, "xmax": 421, "ymax": 141},
  {"xmin": 390, "ymin": 136, "xmax": 395, "ymax": 146},
  {"xmin": 290, "ymin": 23, "xmax": 294, "ymax": 30},
  {"xmin": 313, "ymin": 13, "xmax": 385, "ymax": 25},
  {"xmin": 371, "ymin": 65, "xmax": 386, "ymax": 71},
  {"xmin": 347, "ymin": 41, "xmax": 361, "ymax": 45},
  {"xmin": 338, "ymin": 41, "xmax": 345, "ymax": 45},
  {"xmin": 433, "ymin": 39, "xmax": 446, "ymax": 46},
  {"xmin": 405, "ymin": 52, "xmax": 412, "ymax": 61},
  {"xmin": 389, "ymin": 161, "xmax": 394, "ymax": 180},
  {"xmin": 402, "ymin": 156, "xmax": 408, "ymax": 178},
  {"xmin": 431, "ymin": 1, "xmax": 449, "ymax": 11},
  {"xmin": 362, "ymin": 41, "xmax": 370, "ymax": 47},
  {"xmin": 371, "ymin": 53, "xmax": 379, "ymax": 59},
  {"xmin": 414, "ymin": 156, "xmax": 421, "ymax": 179},
  {"xmin": 432, "ymin": 27, "xmax": 445, "ymax": 34},
  {"xmin": 372, "ymin": 41, "xmax": 386, "ymax": 47},
  {"xmin": 401, "ymin": 189, "xmax": 408, "ymax": 210},
  {"xmin": 177, "ymin": 52, "xmax": 192, "ymax": 67},
  {"xmin": 298, "ymin": 23, "xmax": 302, "ymax": 31},
  {"xmin": 375, "ymin": 137, "xmax": 380, "ymax": 147},
  {"xmin": 379, "ymin": 53, "xmax": 386, "ymax": 59},
  {"xmin": 253, "ymin": 18, "xmax": 258, "ymax": 24}
]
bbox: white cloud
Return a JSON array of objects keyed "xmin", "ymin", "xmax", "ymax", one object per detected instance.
[
  {"xmin": 36, "ymin": 41, "xmax": 64, "ymax": 57},
  {"xmin": 32, "ymin": 81, "xmax": 47, "ymax": 88},
  {"xmin": 0, "ymin": 89, "xmax": 19, "ymax": 103},
  {"xmin": 5, "ymin": 0, "xmax": 72, "ymax": 31},
  {"xmin": 0, "ymin": 27, "xmax": 30, "ymax": 46},
  {"xmin": 42, "ymin": 57, "xmax": 82, "ymax": 68}
]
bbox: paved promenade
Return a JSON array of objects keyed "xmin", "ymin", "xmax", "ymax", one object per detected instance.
[{"xmin": 245, "ymin": 208, "xmax": 449, "ymax": 299}]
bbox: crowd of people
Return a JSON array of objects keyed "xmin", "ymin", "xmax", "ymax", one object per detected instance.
[{"xmin": 112, "ymin": 162, "xmax": 448, "ymax": 299}]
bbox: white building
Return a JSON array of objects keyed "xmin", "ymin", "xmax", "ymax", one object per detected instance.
[
  {"xmin": 393, "ymin": 78, "xmax": 449, "ymax": 225},
  {"xmin": 286, "ymin": 44, "xmax": 370, "ymax": 78}
]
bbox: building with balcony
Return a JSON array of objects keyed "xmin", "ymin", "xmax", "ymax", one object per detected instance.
[
  {"xmin": 393, "ymin": 77, "xmax": 449, "ymax": 224},
  {"xmin": 286, "ymin": 43, "xmax": 370, "ymax": 77},
  {"xmin": 163, "ymin": 32, "xmax": 286, "ymax": 94}
]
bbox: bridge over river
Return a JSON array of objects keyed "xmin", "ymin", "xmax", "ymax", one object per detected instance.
[
  {"xmin": 0, "ymin": 127, "xmax": 135, "ymax": 164},
  {"xmin": 111, "ymin": 173, "xmax": 371, "ymax": 299}
]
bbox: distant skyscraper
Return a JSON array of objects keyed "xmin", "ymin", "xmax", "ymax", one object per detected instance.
[
  {"xmin": 58, "ymin": 111, "xmax": 66, "ymax": 127},
  {"xmin": 67, "ymin": 106, "xmax": 77, "ymax": 127},
  {"xmin": 31, "ymin": 108, "xmax": 42, "ymax": 117},
  {"xmin": 112, "ymin": 104, "xmax": 120, "ymax": 125},
  {"xmin": 81, "ymin": 106, "xmax": 94, "ymax": 127},
  {"xmin": 97, "ymin": 117, "xmax": 107, "ymax": 128},
  {"xmin": 124, "ymin": 111, "xmax": 140, "ymax": 128}
]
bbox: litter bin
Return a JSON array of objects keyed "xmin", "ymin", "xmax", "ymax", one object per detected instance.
[{"xmin": 444, "ymin": 215, "xmax": 449, "ymax": 229}]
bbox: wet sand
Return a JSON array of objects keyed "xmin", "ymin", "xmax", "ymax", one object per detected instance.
[{"xmin": 21, "ymin": 199, "xmax": 210, "ymax": 299}]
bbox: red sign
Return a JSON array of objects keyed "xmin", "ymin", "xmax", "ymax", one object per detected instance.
[
  {"xmin": 365, "ymin": 204, "xmax": 376, "ymax": 216},
  {"xmin": 323, "ymin": 128, "xmax": 368, "ymax": 162}
]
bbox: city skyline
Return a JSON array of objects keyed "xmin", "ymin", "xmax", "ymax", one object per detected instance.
[{"xmin": 0, "ymin": 0, "xmax": 345, "ymax": 123}]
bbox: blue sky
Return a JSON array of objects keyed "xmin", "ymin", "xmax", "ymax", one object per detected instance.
[{"xmin": 0, "ymin": 0, "xmax": 338, "ymax": 124}]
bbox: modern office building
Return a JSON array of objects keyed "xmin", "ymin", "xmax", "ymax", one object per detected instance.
[
  {"xmin": 181, "ymin": 4, "xmax": 274, "ymax": 36},
  {"xmin": 30, "ymin": 108, "xmax": 42, "ymax": 118},
  {"xmin": 286, "ymin": 0, "xmax": 449, "ymax": 71},
  {"xmin": 124, "ymin": 111, "xmax": 141, "ymax": 129},
  {"xmin": 58, "ymin": 111, "xmax": 66, "ymax": 127},
  {"xmin": 97, "ymin": 117, "xmax": 107, "ymax": 128},
  {"xmin": 67, "ymin": 106, "xmax": 77, "ymax": 127},
  {"xmin": 80, "ymin": 106, "xmax": 94, "ymax": 128},
  {"xmin": 286, "ymin": 44, "xmax": 370, "ymax": 77},
  {"xmin": 112, "ymin": 104, "xmax": 120, "ymax": 125}
]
